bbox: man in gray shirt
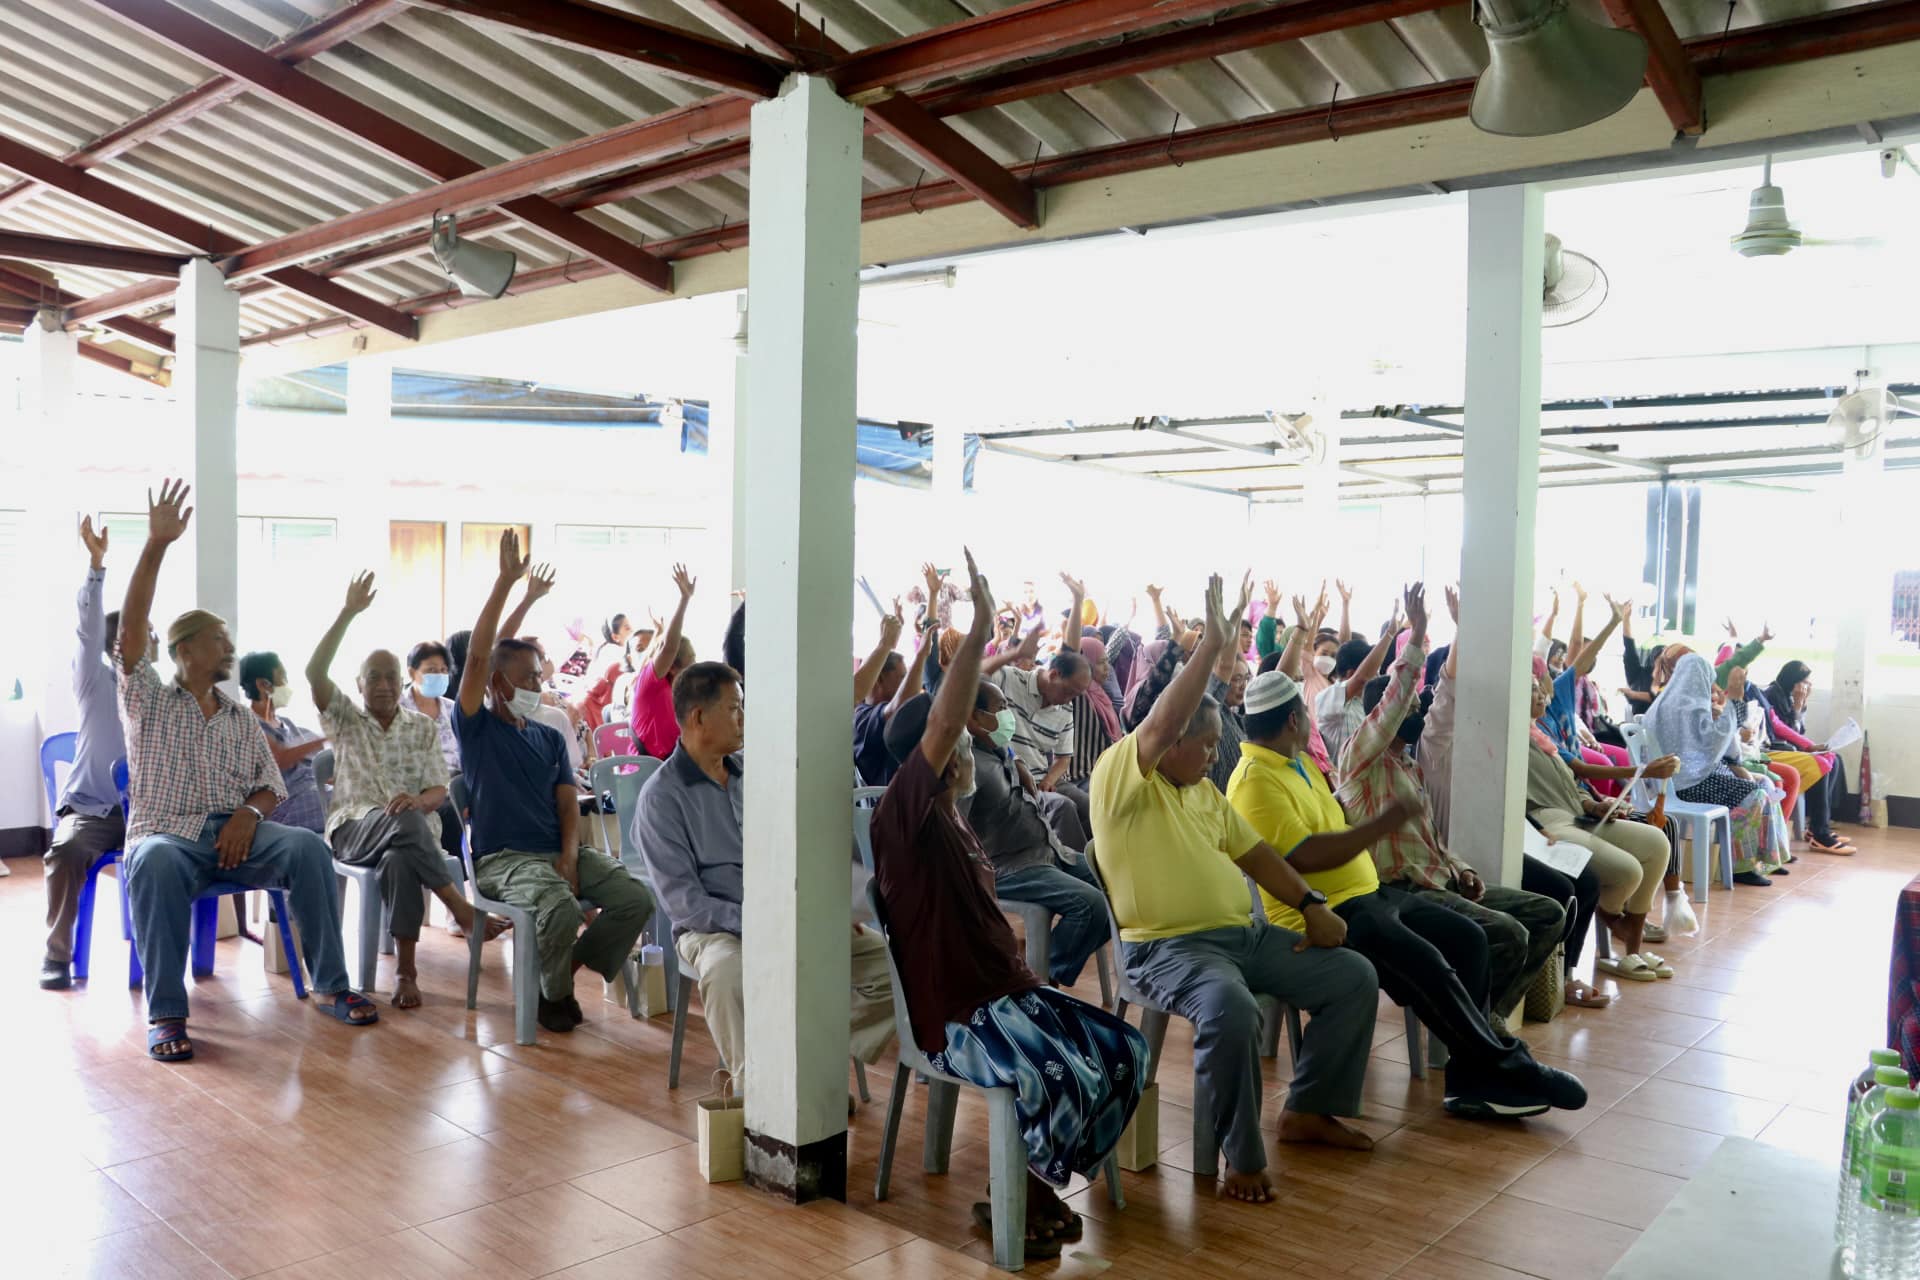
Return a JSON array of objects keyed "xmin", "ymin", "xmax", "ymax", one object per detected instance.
[
  {"xmin": 893, "ymin": 683, "xmax": 1109, "ymax": 988},
  {"xmin": 631, "ymin": 661, "xmax": 894, "ymax": 1087}
]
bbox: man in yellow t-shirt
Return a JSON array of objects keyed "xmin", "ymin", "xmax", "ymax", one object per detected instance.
[
  {"xmin": 1090, "ymin": 574, "xmax": 1380, "ymax": 1206},
  {"xmin": 1228, "ymin": 623, "xmax": 1589, "ymax": 1123}
]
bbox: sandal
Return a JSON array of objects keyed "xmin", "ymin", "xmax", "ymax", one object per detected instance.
[
  {"xmin": 1635, "ymin": 952, "xmax": 1675, "ymax": 979},
  {"xmin": 1642, "ymin": 922, "xmax": 1668, "ymax": 944},
  {"xmin": 1808, "ymin": 835, "xmax": 1856, "ymax": 855},
  {"xmin": 148, "ymin": 1020, "xmax": 194, "ymax": 1062},
  {"xmin": 1565, "ymin": 980, "xmax": 1613, "ymax": 1008},
  {"xmin": 323, "ymin": 991, "xmax": 380, "ymax": 1026},
  {"xmin": 970, "ymin": 1202, "xmax": 1064, "ymax": 1260},
  {"xmin": 1596, "ymin": 954, "xmax": 1657, "ymax": 983}
]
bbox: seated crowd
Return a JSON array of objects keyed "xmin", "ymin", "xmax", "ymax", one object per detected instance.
[{"xmin": 34, "ymin": 480, "xmax": 1856, "ymax": 1256}]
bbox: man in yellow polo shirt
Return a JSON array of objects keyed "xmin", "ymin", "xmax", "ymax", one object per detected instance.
[
  {"xmin": 1090, "ymin": 573, "xmax": 1382, "ymax": 1206},
  {"xmin": 1228, "ymin": 638, "xmax": 1588, "ymax": 1122}
]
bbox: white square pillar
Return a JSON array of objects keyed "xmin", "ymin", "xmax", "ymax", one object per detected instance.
[
  {"xmin": 1831, "ymin": 420, "xmax": 1887, "ymax": 812},
  {"xmin": 739, "ymin": 74, "xmax": 863, "ymax": 1202},
  {"xmin": 176, "ymin": 259, "xmax": 241, "ymax": 648},
  {"xmin": 1450, "ymin": 186, "xmax": 1545, "ymax": 888},
  {"xmin": 26, "ymin": 312, "xmax": 81, "ymax": 735},
  {"xmin": 714, "ymin": 294, "xmax": 750, "ymax": 594}
]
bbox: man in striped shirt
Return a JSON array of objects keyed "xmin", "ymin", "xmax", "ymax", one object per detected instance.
[{"xmin": 985, "ymin": 573, "xmax": 1093, "ymax": 838}]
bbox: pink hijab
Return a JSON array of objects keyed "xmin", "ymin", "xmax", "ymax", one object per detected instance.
[
  {"xmin": 1079, "ymin": 636, "xmax": 1124, "ymax": 744},
  {"xmin": 1528, "ymin": 656, "xmax": 1558, "ymax": 756}
]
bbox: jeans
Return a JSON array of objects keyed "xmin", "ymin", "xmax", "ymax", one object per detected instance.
[
  {"xmin": 125, "ymin": 815, "xmax": 351, "ymax": 1022},
  {"xmin": 1123, "ymin": 922, "xmax": 1377, "ymax": 1175},
  {"xmin": 993, "ymin": 857, "xmax": 1110, "ymax": 986}
]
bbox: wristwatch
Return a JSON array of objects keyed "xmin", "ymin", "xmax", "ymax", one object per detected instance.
[{"xmin": 1295, "ymin": 888, "xmax": 1329, "ymax": 912}]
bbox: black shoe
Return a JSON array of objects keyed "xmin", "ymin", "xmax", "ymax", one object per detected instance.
[
  {"xmin": 1522, "ymin": 1062, "xmax": 1589, "ymax": 1110},
  {"xmin": 1734, "ymin": 871, "xmax": 1773, "ymax": 887},
  {"xmin": 537, "ymin": 996, "xmax": 577, "ymax": 1033},
  {"xmin": 563, "ymin": 995, "xmax": 585, "ymax": 1027},
  {"xmin": 1769, "ymin": 866, "xmax": 1790, "ymax": 876},
  {"xmin": 39, "ymin": 960, "xmax": 71, "ymax": 990},
  {"xmin": 1444, "ymin": 1092, "xmax": 1550, "ymax": 1120}
]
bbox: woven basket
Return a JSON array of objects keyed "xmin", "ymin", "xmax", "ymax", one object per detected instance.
[{"xmin": 1524, "ymin": 943, "xmax": 1566, "ymax": 1023}]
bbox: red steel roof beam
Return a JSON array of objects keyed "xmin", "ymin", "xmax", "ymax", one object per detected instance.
[
  {"xmin": 0, "ymin": 266, "xmax": 175, "ymax": 351},
  {"xmin": 1682, "ymin": 0, "xmax": 1920, "ymax": 71},
  {"xmin": 0, "ymin": 0, "xmax": 406, "ymax": 212},
  {"xmin": 0, "ymin": 133, "xmax": 418, "ymax": 338},
  {"xmin": 401, "ymin": 0, "xmax": 789, "ymax": 97},
  {"xmin": 78, "ymin": 0, "xmax": 676, "ymax": 293},
  {"xmin": 1601, "ymin": 0, "xmax": 1704, "ymax": 134},
  {"xmin": 829, "ymin": 0, "xmax": 1254, "ymax": 97},
  {"xmin": 704, "ymin": 0, "xmax": 1037, "ymax": 226},
  {"xmin": 918, "ymin": 0, "xmax": 1456, "ymax": 116},
  {"xmin": 215, "ymin": 96, "xmax": 753, "ymax": 279},
  {"xmin": 0, "ymin": 229, "xmax": 191, "ymax": 275}
]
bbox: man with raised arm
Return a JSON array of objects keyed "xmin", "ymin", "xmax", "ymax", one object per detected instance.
[
  {"xmin": 872, "ymin": 551, "xmax": 1145, "ymax": 1258},
  {"xmin": 1091, "ymin": 572, "xmax": 1382, "ymax": 1205},
  {"xmin": 117, "ymin": 481, "xmax": 375, "ymax": 1062},
  {"xmin": 457, "ymin": 532, "xmax": 652, "ymax": 1034},
  {"xmin": 41, "ymin": 517, "xmax": 143, "ymax": 990},
  {"xmin": 307, "ymin": 571, "xmax": 508, "ymax": 1009}
]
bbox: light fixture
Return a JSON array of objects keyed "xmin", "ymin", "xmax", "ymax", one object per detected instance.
[
  {"xmin": 1469, "ymin": 0, "xmax": 1648, "ymax": 138},
  {"xmin": 430, "ymin": 213, "xmax": 516, "ymax": 299}
]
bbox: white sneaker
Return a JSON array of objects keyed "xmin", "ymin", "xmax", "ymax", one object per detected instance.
[{"xmin": 1664, "ymin": 890, "xmax": 1699, "ymax": 937}]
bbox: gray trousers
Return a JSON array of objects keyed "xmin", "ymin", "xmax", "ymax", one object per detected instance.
[
  {"xmin": 1401, "ymin": 882, "xmax": 1566, "ymax": 1021},
  {"xmin": 44, "ymin": 809, "xmax": 125, "ymax": 965},
  {"xmin": 329, "ymin": 810, "xmax": 457, "ymax": 943},
  {"xmin": 1123, "ymin": 922, "xmax": 1378, "ymax": 1176},
  {"xmin": 475, "ymin": 848, "xmax": 652, "ymax": 1000}
]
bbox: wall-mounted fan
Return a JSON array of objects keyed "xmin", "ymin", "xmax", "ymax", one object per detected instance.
[
  {"xmin": 1543, "ymin": 233, "xmax": 1608, "ymax": 327},
  {"xmin": 1827, "ymin": 385, "xmax": 1920, "ymax": 451}
]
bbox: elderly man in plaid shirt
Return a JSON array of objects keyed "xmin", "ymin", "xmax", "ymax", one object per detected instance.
[
  {"xmin": 118, "ymin": 481, "xmax": 376, "ymax": 1064},
  {"xmin": 1336, "ymin": 584, "xmax": 1567, "ymax": 1026}
]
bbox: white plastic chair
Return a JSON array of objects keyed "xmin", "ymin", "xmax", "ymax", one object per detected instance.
[
  {"xmin": 1620, "ymin": 719, "xmax": 1732, "ymax": 903},
  {"xmin": 450, "ymin": 776, "xmax": 642, "ymax": 1045},
  {"xmin": 995, "ymin": 895, "xmax": 1116, "ymax": 1009},
  {"xmin": 868, "ymin": 879, "xmax": 1123, "ymax": 1271}
]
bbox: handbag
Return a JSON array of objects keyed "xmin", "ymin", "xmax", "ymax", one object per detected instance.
[{"xmin": 1524, "ymin": 942, "xmax": 1566, "ymax": 1022}]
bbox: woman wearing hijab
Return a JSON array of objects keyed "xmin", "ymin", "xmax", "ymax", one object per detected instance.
[
  {"xmin": 1762, "ymin": 661, "xmax": 1855, "ymax": 854},
  {"xmin": 1643, "ymin": 653, "xmax": 1787, "ymax": 886},
  {"xmin": 1065, "ymin": 635, "xmax": 1125, "ymax": 786}
]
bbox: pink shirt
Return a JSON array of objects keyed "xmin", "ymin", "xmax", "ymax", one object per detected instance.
[{"xmin": 630, "ymin": 666, "xmax": 679, "ymax": 759}]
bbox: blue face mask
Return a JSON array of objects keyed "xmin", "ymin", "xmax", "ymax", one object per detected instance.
[{"xmin": 417, "ymin": 672, "xmax": 450, "ymax": 698}]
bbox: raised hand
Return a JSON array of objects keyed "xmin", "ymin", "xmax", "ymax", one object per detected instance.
[
  {"xmin": 963, "ymin": 547, "xmax": 994, "ymax": 628},
  {"xmin": 1444, "ymin": 584, "xmax": 1460, "ymax": 624},
  {"xmin": 1723, "ymin": 616, "xmax": 1739, "ymax": 639},
  {"xmin": 1572, "ymin": 580, "xmax": 1588, "ymax": 602},
  {"xmin": 1144, "ymin": 583, "xmax": 1163, "ymax": 604},
  {"xmin": 1264, "ymin": 578, "xmax": 1282, "ymax": 612},
  {"xmin": 921, "ymin": 561, "xmax": 944, "ymax": 601},
  {"xmin": 1292, "ymin": 594, "xmax": 1310, "ymax": 628},
  {"xmin": 147, "ymin": 478, "xmax": 193, "ymax": 544},
  {"xmin": 1201, "ymin": 573, "xmax": 1229, "ymax": 646},
  {"xmin": 344, "ymin": 571, "xmax": 378, "ymax": 615},
  {"xmin": 524, "ymin": 563, "xmax": 556, "ymax": 601},
  {"xmin": 1756, "ymin": 620, "xmax": 1774, "ymax": 644},
  {"xmin": 497, "ymin": 528, "xmax": 528, "ymax": 583},
  {"xmin": 879, "ymin": 608, "xmax": 904, "ymax": 650},
  {"xmin": 672, "ymin": 563, "xmax": 696, "ymax": 600},
  {"xmin": 79, "ymin": 515, "xmax": 109, "ymax": 566},
  {"xmin": 1014, "ymin": 621, "xmax": 1044, "ymax": 661},
  {"xmin": 1335, "ymin": 578, "xmax": 1352, "ymax": 605},
  {"xmin": 1226, "ymin": 572, "xmax": 1254, "ymax": 629},
  {"xmin": 1059, "ymin": 571, "xmax": 1086, "ymax": 600},
  {"xmin": 1403, "ymin": 582, "xmax": 1427, "ymax": 641}
]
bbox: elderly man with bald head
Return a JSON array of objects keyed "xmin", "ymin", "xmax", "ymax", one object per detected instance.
[{"xmin": 308, "ymin": 571, "xmax": 505, "ymax": 1009}]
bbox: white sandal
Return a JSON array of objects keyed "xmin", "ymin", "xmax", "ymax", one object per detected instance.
[
  {"xmin": 1636, "ymin": 951, "xmax": 1675, "ymax": 979},
  {"xmin": 1596, "ymin": 954, "xmax": 1658, "ymax": 983}
]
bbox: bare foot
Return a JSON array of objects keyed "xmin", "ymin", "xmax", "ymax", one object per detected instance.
[
  {"xmin": 392, "ymin": 975, "xmax": 422, "ymax": 1009},
  {"xmin": 1219, "ymin": 1168, "xmax": 1275, "ymax": 1203},
  {"xmin": 1278, "ymin": 1111, "xmax": 1373, "ymax": 1151},
  {"xmin": 1566, "ymin": 978, "xmax": 1613, "ymax": 1009},
  {"xmin": 449, "ymin": 904, "xmax": 510, "ymax": 940}
]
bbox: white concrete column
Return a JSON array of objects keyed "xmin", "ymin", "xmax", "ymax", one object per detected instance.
[
  {"xmin": 26, "ymin": 311, "xmax": 82, "ymax": 741},
  {"xmin": 739, "ymin": 74, "xmax": 863, "ymax": 1202},
  {"xmin": 1450, "ymin": 186, "xmax": 1545, "ymax": 888},
  {"xmin": 176, "ymin": 259, "xmax": 241, "ymax": 655},
  {"xmin": 1831, "ymin": 406, "xmax": 1887, "ymax": 814},
  {"xmin": 716, "ymin": 294, "xmax": 750, "ymax": 594}
]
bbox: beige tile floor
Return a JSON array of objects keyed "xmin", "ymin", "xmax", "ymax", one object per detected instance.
[{"xmin": 2, "ymin": 822, "xmax": 1911, "ymax": 1278}]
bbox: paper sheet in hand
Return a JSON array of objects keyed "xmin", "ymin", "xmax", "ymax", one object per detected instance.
[
  {"xmin": 856, "ymin": 577, "xmax": 886, "ymax": 618},
  {"xmin": 1825, "ymin": 717, "xmax": 1863, "ymax": 753},
  {"xmin": 1523, "ymin": 823, "xmax": 1593, "ymax": 877},
  {"xmin": 1593, "ymin": 762, "xmax": 1649, "ymax": 825}
]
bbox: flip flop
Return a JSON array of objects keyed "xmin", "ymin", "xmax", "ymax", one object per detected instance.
[
  {"xmin": 970, "ymin": 1202, "xmax": 1063, "ymax": 1259},
  {"xmin": 1596, "ymin": 954, "xmax": 1657, "ymax": 983},
  {"xmin": 1565, "ymin": 981, "xmax": 1614, "ymax": 1009},
  {"xmin": 148, "ymin": 1020, "xmax": 194, "ymax": 1062},
  {"xmin": 1635, "ymin": 952, "xmax": 1676, "ymax": 979},
  {"xmin": 323, "ymin": 991, "xmax": 380, "ymax": 1026}
]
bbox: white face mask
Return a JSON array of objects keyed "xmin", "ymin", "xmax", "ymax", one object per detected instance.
[
  {"xmin": 507, "ymin": 686, "xmax": 543, "ymax": 719},
  {"xmin": 269, "ymin": 683, "xmax": 293, "ymax": 709},
  {"xmin": 1313, "ymin": 654, "xmax": 1337, "ymax": 677}
]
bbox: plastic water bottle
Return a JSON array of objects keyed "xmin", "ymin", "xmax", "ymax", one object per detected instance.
[
  {"xmin": 1840, "ymin": 1066, "xmax": 1913, "ymax": 1272},
  {"xmin": 1839, "ymin": 1052, "xmax": 1911, "ymax": 1248},
  {"xmin": 1854, "ymin": 1088, "xmax": 1920, "ymax": 1278}
]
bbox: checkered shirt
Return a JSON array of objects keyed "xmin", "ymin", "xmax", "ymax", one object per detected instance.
[
  {"xmin": 320, "ymin": 697, "xmax": 451, "ymax": 842},
  {"xmin": 119, "ymin": 657, "xmax": 286, "ymax": 846}
]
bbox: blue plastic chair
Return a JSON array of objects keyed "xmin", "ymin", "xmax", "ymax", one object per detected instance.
[{"xmin": 39, "ymin": 733, "xmax": 129, "ymax": 982}]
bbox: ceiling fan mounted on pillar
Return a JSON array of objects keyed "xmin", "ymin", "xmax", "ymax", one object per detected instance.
[{"xmin": 1469, "ymin": 0, "xmax": 1648, "ymax": 137}]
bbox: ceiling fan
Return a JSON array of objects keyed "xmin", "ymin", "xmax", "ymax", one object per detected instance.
[{"xmin": 1730, "ymin": 154, "xmax": 1881, "ymax": 258}]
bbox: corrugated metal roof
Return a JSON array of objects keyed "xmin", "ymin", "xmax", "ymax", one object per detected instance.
[{"xmin": 0, "ymin": 0, "xmax": 1891, "ymax": 345}]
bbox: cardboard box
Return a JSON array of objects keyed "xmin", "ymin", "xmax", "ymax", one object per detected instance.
[{"xmin": 1115, "ymin": 1081, "xmax": 1159, "ymax": 1172}]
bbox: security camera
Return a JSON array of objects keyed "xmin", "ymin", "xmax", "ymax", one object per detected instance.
[{"xmin": 1883, "ymin": 149, "xmax": 1900, "ymax": 179}]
